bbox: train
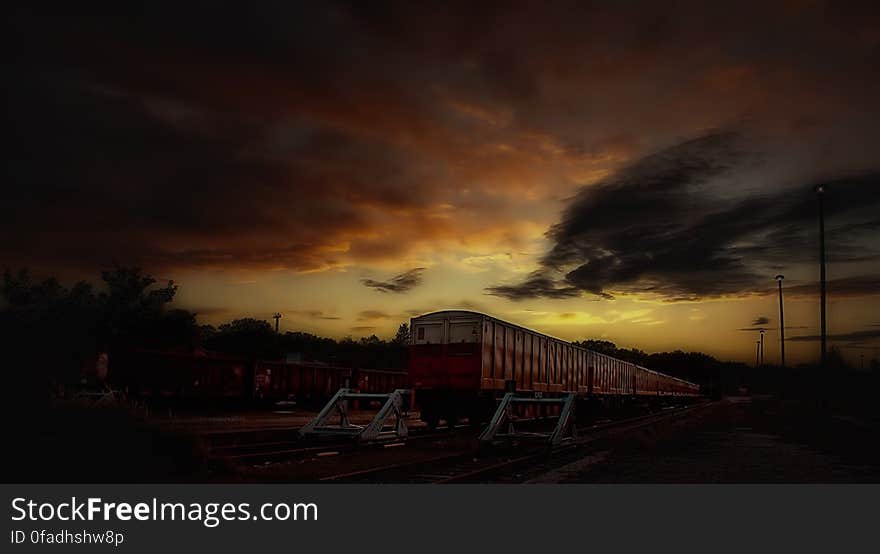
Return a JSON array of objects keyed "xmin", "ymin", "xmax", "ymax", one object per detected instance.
[
  {"xmin": 104, "ymin": 310, "xmax": 698, "ymax": 423},
  {"xmin": 409, "ymin": 310, "xmax": 700, "ymax": 428},
  {"xmin": 107, "ymin": 348, "xmax": 408, "ymax": 406}
]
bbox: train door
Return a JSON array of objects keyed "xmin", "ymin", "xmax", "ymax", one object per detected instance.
[
  {"xmin": 482, "ymin": 320, "xmax": 494, "ymax": 386},
  {"xmin": 494, "ymin": 323, "xmax": 505, "ymax": 386},
  {"xmin": 536, "ymin": 337, "xmax": 545, "ymax": 389},
  {"xmin": 523, "ymin": 333, "xmax": 533, "ymax": 390}
]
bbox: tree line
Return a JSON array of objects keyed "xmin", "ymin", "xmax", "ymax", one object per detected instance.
[
  {"xmin": 0, "ymin": 266, "xmax": 411, "ymax": 389},
  {"xmin": 5, "ymin": 265, "xmax": 838, "ymax": 397}
]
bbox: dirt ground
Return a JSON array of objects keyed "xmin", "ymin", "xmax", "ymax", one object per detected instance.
[
  {"xmin": 14, "ymin": 395, "xmax": 880, "ymax": 483},
  {"xmin": 532, "ymin": 396, "xmax": 880, "ymax": 483}
]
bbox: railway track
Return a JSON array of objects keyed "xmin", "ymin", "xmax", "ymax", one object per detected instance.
[
  {"xmin": 320, "ymin": 401, "xmax": 713, "ymax": 483},
  {"xmin": 207, "ymin": 423, "xmax": 471, "ymax": 464},
  {"xmin": 208, "ymin": 413, "xmax": 583, "ymax": 464}
]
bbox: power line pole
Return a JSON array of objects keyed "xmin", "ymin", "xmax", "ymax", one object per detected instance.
[
  {"xmin": 817, "ymin": 185, "xmax": 827, "ymax": 368},
  {"xmin": 759, "ymin": 328, "xmax": 765, "ymax": 367},
  {"xmin": 273, "ymin": 312, "xmax": 282, "ymax": 334},
  {"xmin": 775, "ymin": 275, "xmax": 786, "ymax": 368}
]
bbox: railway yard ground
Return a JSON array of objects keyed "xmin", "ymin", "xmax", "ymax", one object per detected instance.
[
  {"xmin": 12, "ymin": 394, "xmax": 880, "ymax": 483},
  {"xmin": 526, "ymin": 396, "xmax": 880, "ymax": 483}
]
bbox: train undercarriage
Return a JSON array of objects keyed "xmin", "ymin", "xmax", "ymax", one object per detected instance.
[{"xmin": 416, "ymin": 388, "xmax": 701, "ymax": 430}]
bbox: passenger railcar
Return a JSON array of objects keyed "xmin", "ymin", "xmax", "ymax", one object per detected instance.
[{"xmin": 409, "ymin": 311, "xmax": 700, "ymax": 427}]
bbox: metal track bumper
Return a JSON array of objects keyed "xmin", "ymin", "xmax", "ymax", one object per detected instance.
[
  {"xmin": 298, "ymin": 388, "xmax": 410, "ymax": 442},
  {"xmin": 479, "ymin": 393, "xmax": 576, "ymax": 447}
]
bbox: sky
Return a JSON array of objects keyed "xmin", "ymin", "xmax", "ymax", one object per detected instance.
[{"xmin": 6, "ymin": 2, "xmax": 880, "ymax": 365}]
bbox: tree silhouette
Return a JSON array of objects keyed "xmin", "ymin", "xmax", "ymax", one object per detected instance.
[
  {"xmin": 393, "ymin": 322, "xmax": 411, "ymax": 345},
  {"xmin": 1, "ymin": 265, "xmax": 198, "ymax": 388},
  {"xmin": 204, "ymin": 317, "xmax": 279, "ymax": 358}
]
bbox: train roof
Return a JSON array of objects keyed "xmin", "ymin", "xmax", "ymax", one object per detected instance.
[{"xmin": 411, "ymin": 310, "xmax": 699, "ymax": 387}]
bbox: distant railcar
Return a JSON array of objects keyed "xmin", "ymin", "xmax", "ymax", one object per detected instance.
[
  {"xmin": 109, "ymin": 349, "xmax": 407, "ymax": 404},
  {"xmin": 409, "ymin": 310, "xmax": 700, "ymax": 427},
  {"xmin": 109, "ymin": 349, "xmax": 251, "ymax": 399},
  {"xmin": 253, "ymin": 361, "xmax": 408, "ymax": 403}
]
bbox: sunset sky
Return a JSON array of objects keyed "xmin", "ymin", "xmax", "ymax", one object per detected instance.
[{"xmin": 6, "ymin": 2, "xmax": 880, "ymax": 365}]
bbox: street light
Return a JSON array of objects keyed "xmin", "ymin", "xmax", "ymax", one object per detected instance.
[
  {"xmin": 816, "ymin": 185, "xmax": 827, "ymax": 368},
  {"xmin": 756, "ymin": 340, "xmax": 761, "ymax": 368},
  {"xmin": 775, "ymin": 274, "xmax": 786, "ymax": 368},
  {"xmin": 759, "ymin": 328, "xmax": 765, "ymax": 367}
]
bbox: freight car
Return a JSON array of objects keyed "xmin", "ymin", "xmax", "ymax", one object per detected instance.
[
  {"xmin": 253, "ymin": 360, "xmax": 408, "ymax": 404},
  {"xmin": 109, "ymin": 349, "xmax": 252, "ymax": 400},
  {"xmin": 108, "ymin": 349, "xmax": 407, "ymax": 406},
  {"xmin": 409, "ymin": 310, "xmax": 700, "ymax": 428}
]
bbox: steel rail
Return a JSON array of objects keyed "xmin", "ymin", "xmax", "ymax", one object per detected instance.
[{"xmin": 321, "ymin": 401, "xmax": 712, "ymax": 483}]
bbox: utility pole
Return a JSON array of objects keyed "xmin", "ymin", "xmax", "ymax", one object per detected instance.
[
  {"xmin": 273, "ymin": 312, "xmax": 282, "ymax": 334},
  {"xmin": 759, "ymin": 329, "xmax": 765, "ymax": 367},
  {"xmin": 817, "ymin": 185, "xmax": 827, "ymax": 368},
  {"xmin": 775, "ymin": 275, "xmax": 786, "ymax": 368}
]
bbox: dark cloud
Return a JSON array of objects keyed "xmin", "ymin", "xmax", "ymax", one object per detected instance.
[
  {"xmin": 357, "ymin": 310, "xmax": 392, "ymax": 320},
  {"xmin": 361, "ymin": 268, "xmax": 425, "ymax": 293},
  {"xmin": 781, "ymin": 275, "xmax": 880, "ymax": 298},
  {"xmin": 5, "ymin": 3, "xmax": 880, "ymax": 285},
  {"xmin": 788, "ymin": 329, "xmax": 880, "ymax": 343},
  {"xmin": 489, "ymin": 131, "xmax": 880, "ymax": 301},
  {"xmin": 738, "ymin": 315, "xmax": 773, "ymax": 331},
  {"xmin": 289, "ymin": 310, "xmax": 342, "ymax": 320},
  {"xmin": 486, "ymin": 272, "xmax": 582, "ymax": 300}
]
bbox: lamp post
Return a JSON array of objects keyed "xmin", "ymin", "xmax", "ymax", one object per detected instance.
[
  {"xmin": 775, "ymin": 275, "xmax": 786, "ymax": 368},
  {"xmin": 817, "ymin": 185, "xmax": 827, "ymax": 368},
  {"xmin": 756, "ymin": 340, "xmax": 761, "ymax": 368},
  {"xmin": 759, "ymin": 328, "xmax": 765, "ymax": 367},
  {"xmin": 273, "ymin": 312, "xmax": 282, "ymax": 334}
]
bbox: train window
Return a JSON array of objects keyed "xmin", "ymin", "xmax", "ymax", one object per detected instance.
[
  {"xmin": 415, "ymin": 324, "xmax": 443, "ymax": 344},
  {"xmin": 450, "ymin": 322, "xmax": 479, "ymax": 343}
]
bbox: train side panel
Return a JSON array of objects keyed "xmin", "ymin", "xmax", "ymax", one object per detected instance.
[{"xmin": 408, "ymin": 310, "xmax": 700, "ymax": 425}]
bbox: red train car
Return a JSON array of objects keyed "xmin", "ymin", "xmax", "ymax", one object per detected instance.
[
  {"xmin": 109, "ymin": 349, "xmax": 408, "ymax": 405},
  {"xmin": 253, "ymin": 361, "xmax": 408, "ymax": 403},
  {"xmin": 109, "ymin": 349, "xmax": 252, "ymax": 399},
  {"xmin": 409, "ymin": 311, "xmax": 700, "ymax": 427}
]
